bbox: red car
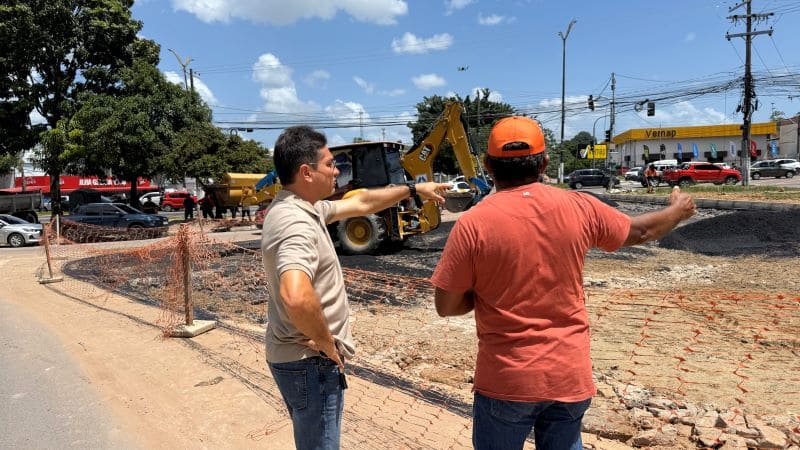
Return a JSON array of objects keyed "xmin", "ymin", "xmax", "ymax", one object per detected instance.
[
  {"xmin": 159, "ymin": 191, "xmax": 197, "ymax": 211},
  {"xmin": 662, "ymin": 162, "xmax": 741, "ymax": 187}
]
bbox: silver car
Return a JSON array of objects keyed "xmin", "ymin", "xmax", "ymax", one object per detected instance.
[{"xmin": 0, "ymin": 214, "xmax": 43, "ymax": 248}]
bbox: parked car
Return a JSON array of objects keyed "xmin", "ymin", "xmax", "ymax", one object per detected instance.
[
  {"xmin": 774, "ymin": 158, "xmax": 800, "ymax": 171},
  {"xmin": 66, "ymin": 203, "xmax": 168, "ymax": 230},
  {"xmin": 567, "ymin": 169, "xmax": 620, "ymax": 189},
  {"xmin": 624, "ymin": 167, "xmax": 643, "ymax": 182},
  {"xmin": 749, "ymin": 160, "xmax": 795, "ymax": 179},
  {"xmin": 139, "ymin": 191, "xmax": 161, "ymax": 206},
  {"xmin": 662, "ymin": 162, "xmax": 742, "ymax": 187},
  {"xmin": 0, "ymin": 214, "xmax": 43, "ymax": 248},
  {"xmin": 447, "ymin": 181, "xmax": 472, "ymax": 194},
  {"xmin": 160, "ymin": 191, "xmax": 197, "ymax": 212},
  {"xmin": 40, "ymin": 195, "xmax": 70, "ymax": 212}
]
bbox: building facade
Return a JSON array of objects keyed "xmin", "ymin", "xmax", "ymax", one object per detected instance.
[{"xmin": 610, "ymin": 121, "xmax": 784, "ymax": 169}]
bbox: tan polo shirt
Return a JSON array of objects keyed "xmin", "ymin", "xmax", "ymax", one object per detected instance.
[{"xmin": 261, "ymin": 189, "xmax": 355, "ymax": 363}]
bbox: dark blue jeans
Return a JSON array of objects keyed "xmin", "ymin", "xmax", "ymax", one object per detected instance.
[
  {"xmin": 269, "ymin": 357, "xmax": 344, "ymax": 450},
  {"xmin": 473, "ymin": 391, "xmax": 591, "ymax": 450}
]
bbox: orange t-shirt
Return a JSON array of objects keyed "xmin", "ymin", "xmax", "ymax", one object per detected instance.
[{"xmin": 431, "ymin": 183, "xmax": 631, "ymax": 402}]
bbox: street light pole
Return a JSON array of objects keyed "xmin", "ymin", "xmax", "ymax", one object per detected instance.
[
  {"xmin": 168, "ymin": 48, "xmax": 193, "ymax": 92},
  {"xmin": 558, "ymin": 19, "xmax": 577, "ymax": 183}
]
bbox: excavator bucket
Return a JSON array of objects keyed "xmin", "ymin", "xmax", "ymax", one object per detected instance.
[{"xmin": 443, "ymin": 192, "xmax": 477, "ymax": 212}]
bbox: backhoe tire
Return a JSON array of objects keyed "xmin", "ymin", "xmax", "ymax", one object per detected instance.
[{"xmin": 337, "ymin": 214, "xmax": 385, "ymax": 255}]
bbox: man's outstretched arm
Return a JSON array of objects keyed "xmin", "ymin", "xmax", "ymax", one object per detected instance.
[
  {"xmin": 624, "ymin": 186, "xmax": 696, "ymax": 246},
  {"xmin": 328, "ymin": 182, "xmax": 449, "ymax": 224}
]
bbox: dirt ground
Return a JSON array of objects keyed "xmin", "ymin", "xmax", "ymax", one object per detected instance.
[{"xmin": 16, "ymin": 192, "xmax": 800, "ymax": 449}]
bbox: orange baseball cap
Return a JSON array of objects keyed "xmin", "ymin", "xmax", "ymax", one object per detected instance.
[{"xmin": 487, "ymin": 116, "xmax": 546, "ymax": 158}]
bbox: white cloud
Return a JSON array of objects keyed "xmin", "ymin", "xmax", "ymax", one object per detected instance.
[
  {"xmin": 445, "ymin": 0, "xmax": 473, "ymax": 15},
  {"xmin": 684, "ymin": 32, "xmax": 696, "ymax": 43},
  {"xmin": 412, "ymin": 73, "xmax": 446, "ymax": 90},
  {"xmin": 353, "ymin": 76, "xmax": 405, "ymax": 96},
  {"xmin": 251, "ymin": 53, "xmax": 319, "ymax": 114},
  {"xmin": 304, "ymin": 69, "xmax": 330, "ymax": 88},
  {"xmin": 538, "ymin": 95, "xmax": 589, "ymax": 109},
  {"xmin": 329, "ymin": 134, "xmax": 348, "ymax": 146},
  {"xmin": 323, "ymin": 107, "xmax": 414, "ymax": 144},
  {"xmin": 171, "ymin": 0, "xmax": 408, "ymax": 25},
  {"xmin": 478, "ymin": 13, "xmax": 506, "ymax": 26},
  {"xmin": 325, "ymin": 100, "xmax": 368, "ymax": 126},
  {"xmin": 392, "ymin": 32, "xmax": 453, "ymax": 54},
  {"xmin": 383, "ymin": 88, "xmax": 406, "ymax": 97},
  {"xmin": 472, "ymin": 87, "xmax": 503, "ymax": 102},
  {"xmin": 353, "ymin": 76, "xmax": 375, "ymax": 94},
  {"xmin": 646, "ymin": 101, "xmax": 726, "ymax": 125},
  {"xmin": 165, "ymin": 71, "xmax": 219, "ymax": 104}
]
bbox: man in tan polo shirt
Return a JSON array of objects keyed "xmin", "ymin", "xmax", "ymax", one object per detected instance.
[{"xmin": 261, "ymin": 125, "xmax": 448, "ymax": 450}]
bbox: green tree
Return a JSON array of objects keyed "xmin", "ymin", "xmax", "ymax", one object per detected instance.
[
  {"xmin": 0, "ymin": 0, "xmax": 142, "ymax": 213},
  {"xmin": 167, "ymin": 125, "xmax": 272, "ymax": 188},
  {"xmin": 770, "ymin": 109, "xmax": 786, "ymax": 122},
  {"xmin": 65, "ymin": 53, "xmax": 203, "ymax": 205}
]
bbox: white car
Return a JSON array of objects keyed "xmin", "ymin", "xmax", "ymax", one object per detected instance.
[
  {"xmin": 139, "ymin": 192, "xmax": 161, "ymax": 205},
  {"xmin": 774, "ymin": 158, "xmax": 800, "ymax": 171},
  {"xmin": 0, "ymin": 214, "xmax": 43, "ymax": 248},
  {"xmin": 448, "ymin": 181, "xmax": 472, "ymax": 194}
]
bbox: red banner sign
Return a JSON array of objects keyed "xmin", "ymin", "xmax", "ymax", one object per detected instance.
[{"xmin": 14, "ymin": 175, "xmax": 158, "ymax": 195}]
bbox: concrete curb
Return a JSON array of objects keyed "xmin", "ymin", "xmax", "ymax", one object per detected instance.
[{"xmin": 602, "ymin": 194, "xmax": 800, "ymax": 211}]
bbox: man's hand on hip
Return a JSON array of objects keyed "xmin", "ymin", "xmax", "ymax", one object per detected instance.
[{"xmin": 306, "ymin": 338, "xmax": 344, "ymax": 370}]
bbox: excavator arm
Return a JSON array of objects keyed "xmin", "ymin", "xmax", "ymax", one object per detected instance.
[
  {"xmin": 400, "ymin": 101, "xmax": 491, "ymax": 231},
  {"xmin": 401, "ymin": 101, "xmax": 487, "ymax": 189}
]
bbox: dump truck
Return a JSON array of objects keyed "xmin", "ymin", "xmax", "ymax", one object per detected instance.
[{"xmin": 0, "ymin": 191, "xmax": 42, "ymax": 223}]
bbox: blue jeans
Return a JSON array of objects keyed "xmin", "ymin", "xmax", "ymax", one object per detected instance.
[
  {"xmin": 269, "ymin": 357, "xmax": 344, "ymax": 450},
  {"xmin": 473, "ymin": 392, "xmax": 591, "ymax": 450}
]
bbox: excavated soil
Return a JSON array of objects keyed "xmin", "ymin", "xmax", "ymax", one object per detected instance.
[{"xmin": 65, "ymin": 198, "xmax": 800, "ymax": 448}]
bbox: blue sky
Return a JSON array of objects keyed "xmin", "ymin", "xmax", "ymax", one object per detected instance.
[{"xmin": 132, "ymin": 0, "xmax": 800, "ymax": 149}]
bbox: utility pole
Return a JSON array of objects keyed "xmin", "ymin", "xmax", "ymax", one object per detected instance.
[
  {"xmin": 558, "ymin": 19, "xmax": 577, "ymax": 184},
  {"xmin": 359, "ymin": 111, "xmax": 364, "ymax": 140},
  {"xmin": 608, "ymin": 72, "xmax": 616, "ymax": 170},
  {"xmin": 168, "ymin": 48, "xmax": 193, "ymax": 92},
  {"xmin": 189, "ymin": 68, "xmax": 196, "ymax": 97},
  {"xmin": 476, "ymin": 89, "xmax": 482, "ymax": 156},
  {"xmin": 726, "ymin": 0, "xmax": 773, "ymax": 187}
]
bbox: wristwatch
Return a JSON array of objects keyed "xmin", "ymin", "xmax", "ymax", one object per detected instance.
[{"xmin": 405, "ymin": 181, "xmax": 416, "ymax": 197}]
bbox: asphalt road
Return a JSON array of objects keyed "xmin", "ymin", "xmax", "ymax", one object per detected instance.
[{"xmin": 0, "ymin": 297, "xmax": 138, "ymax": 449}]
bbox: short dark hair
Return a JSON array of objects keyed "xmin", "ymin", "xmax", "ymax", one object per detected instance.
[
  {"xmin": 273, "ymin": 125, "xmax": 327, "ymax": 185},
  {"xmin": 484, "ymin": 154, "xmax": 545, "ymax": 189}
]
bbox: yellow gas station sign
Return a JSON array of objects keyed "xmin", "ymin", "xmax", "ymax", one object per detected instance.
[{"xmin": 580, "ymin": 144, "xmax": 607, "ymax": 159}]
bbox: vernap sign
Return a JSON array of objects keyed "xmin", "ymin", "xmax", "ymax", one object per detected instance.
[{"xmin": 644, "ymin": 129, "xmax": 678, "ymax": 139}]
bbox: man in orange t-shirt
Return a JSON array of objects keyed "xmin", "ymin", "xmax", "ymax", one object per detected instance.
[{"xmin": 431, "ymin": 116, "xmax": 696, "ymax": 450}]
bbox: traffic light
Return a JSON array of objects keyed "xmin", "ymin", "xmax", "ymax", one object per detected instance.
[
  {"xmin": 604, "ymin": 129, "xmax": 611, "ymax": 142},
  {"xmin": 647, "ymin": 102, "xmax": 655, "ymax": 116},
  {"xmin": 588, "ymin": 95, "xmax": 595, "ymax": 111}
]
